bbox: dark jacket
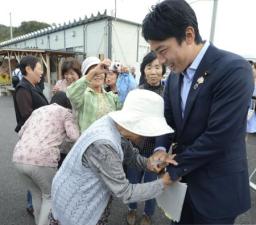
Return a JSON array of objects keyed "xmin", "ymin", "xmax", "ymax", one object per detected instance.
[
  {"xmin": 14, "ymin": 77, "xmax": 48, "ymax": 132},
  {"xmin": 157, "ymin": 44, "xmax": 253, "ymax": 218},
  {"xmin": 139, "ymin": 82, "xmax": 165, "ymax": 156},
  {"xmin": 139, "ymin": 82, "xmax": 164, "ymax": 97}
]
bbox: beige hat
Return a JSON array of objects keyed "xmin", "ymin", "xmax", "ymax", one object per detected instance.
[
  {"xmin": 109, "ymin": 89, "xmax": 174, "ymax": 137},
  {"xmin": 81, "ymin": 56, "xmax": 100, "ymax": 75}
]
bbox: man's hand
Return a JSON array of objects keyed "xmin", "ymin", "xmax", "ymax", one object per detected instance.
[{"xmin": 147, "ymin": 151, "xmax": 178, "ymax": 173}]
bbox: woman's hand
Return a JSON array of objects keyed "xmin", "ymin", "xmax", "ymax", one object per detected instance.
[
  {"xmin": 161, "ymin": 172, "xmax": 172, "ymax": 188},
  {"xmin": 147, "ymin": 151, "xmax": 178, "ymax": 173},
  {"xmin": 52, "ymin": 85, "xmax": 60, "ymax": 93},
  {"xmin": 86, "ymin": 59, "xmax": 111, "ymax": 81}
]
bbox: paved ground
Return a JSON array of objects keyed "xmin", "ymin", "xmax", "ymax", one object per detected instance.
[{"xmin": 0, "ymin": 96, "xmax": 255, "ymax": 225}]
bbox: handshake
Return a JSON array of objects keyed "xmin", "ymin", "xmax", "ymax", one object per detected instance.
[{"xmin": 147, "ymin": 151, "xmax": 179, "ymax": 188}]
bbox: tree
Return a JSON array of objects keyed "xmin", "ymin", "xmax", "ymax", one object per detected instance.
[
  {"xmin": 0, "ymin": 21, "xmax": 50, "ymax": 43},
  {"xmin": 18, "ymin": 21, "xmax": 49, "ymax": 34}
]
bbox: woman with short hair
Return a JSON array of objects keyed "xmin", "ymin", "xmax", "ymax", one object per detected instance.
[
  {"xmin": 53, "ymin": 58, "xmax": 81, "ymax": 93},
  {"xmin": 66, "ymin": 57, "xmax": 121, "ymax": 132},
  {"xmin": 126, "ymin": 51, "xmax": 166, "ymax": 225},
  {"xmin": 14, "ymin": 55, "xmax": 48, "ymax": 132}
]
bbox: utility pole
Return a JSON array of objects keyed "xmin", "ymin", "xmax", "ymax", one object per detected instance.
[
  {"xmin": 9, "ymin": 12, "xmax": 13, "ymax": 39},
  {"xmin": 188, "ymin": 0, "xmax": 218, "ymax": 43},
  {"xmin": 209, "ymin": 0, "xmax": 218, "ymax": 43},
  {"xmin": 114, "ymin": 0, "xmax": 117, "ymax": 20}
]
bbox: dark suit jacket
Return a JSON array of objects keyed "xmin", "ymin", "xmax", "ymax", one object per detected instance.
[{"xmin": 158, "ymin": 44, "xmax": 253, "ymax": 219}]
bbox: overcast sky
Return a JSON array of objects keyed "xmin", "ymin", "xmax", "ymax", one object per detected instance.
[{"xmin": 0, "ymin": 0, "xmax": 255, "ymax": 58}]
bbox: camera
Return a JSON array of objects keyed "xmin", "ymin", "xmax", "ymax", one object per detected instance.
[{"xmin": 110, "ymin": 61, "xmax": 122, "ymax": 72}]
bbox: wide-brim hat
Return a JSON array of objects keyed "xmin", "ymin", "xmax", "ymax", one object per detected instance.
[
  {"xmin": 81, "ymin": 56, "xmax": 100, "ymax": 75},
  {"xmin": 109, "ymin": 89, "xmax": 174, "ymax": 137}
]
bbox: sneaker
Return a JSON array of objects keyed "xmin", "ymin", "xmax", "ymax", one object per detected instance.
[
  {"xmin": 140, "ymin": 214, "xmax": 151, "ymax": 225},
  {"xmin": 26, "ymin": 207, "xmax": 34, "ymax": 217},
  {"xmin": 127, "ymin": 209, "xmax": 136, "ymax": 225}
]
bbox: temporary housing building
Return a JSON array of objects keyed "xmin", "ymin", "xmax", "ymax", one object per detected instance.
[{"xmin": 0, "ymin": 10, "xmax": 149, "ymax": 67}]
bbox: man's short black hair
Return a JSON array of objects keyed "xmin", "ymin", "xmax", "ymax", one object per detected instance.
[
  {"xmin": 19, "ymin": 55, "xmax": 39, "ymax": 76},
  {"xmin": 142, "ymin": 0, "xmax": 202, "ymax": 44}
]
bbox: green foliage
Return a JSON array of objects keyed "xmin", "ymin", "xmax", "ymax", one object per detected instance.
[
  {"xmin": 0, "ymin": 25, "xmax": 10, "ymax": 43},
  {"xmin": 0, "ymin": 21, "xmax": 50, "ymax": 43}
]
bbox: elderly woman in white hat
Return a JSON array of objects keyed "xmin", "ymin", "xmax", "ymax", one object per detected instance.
[
  {"xmin": 50, "ymin": 89, "xmax": 177, "ymax": 225},
  {"xmin": 66, "ymin": 57, "xmax": 122, "ymax": 132}
]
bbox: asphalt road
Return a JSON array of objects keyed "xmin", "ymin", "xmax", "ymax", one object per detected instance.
[{"xmin": 0, "ymin": 96, "xmax": 255, "ymax": 225}]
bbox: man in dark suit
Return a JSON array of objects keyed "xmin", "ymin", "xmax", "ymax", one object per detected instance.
[{"xmin": 142, "ymin": 0, "xmax": 253, "ymax": 224}]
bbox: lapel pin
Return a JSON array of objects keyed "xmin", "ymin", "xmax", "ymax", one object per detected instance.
[
  {"xmin": 193, "ymin": 71, "xmax": 209, "ymax": 90},
  {"xmin": 193, "ymin": 76, "xmax": 204, "ymax": 90},
  {"xmin": 193, "ymin": 83, "xmax": 198, "ymax": 90},
  {"xmin": 197, "ymin": 76, "xmax": 204, "ymax": 84}
]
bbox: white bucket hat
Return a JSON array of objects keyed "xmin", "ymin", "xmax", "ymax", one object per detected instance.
[
  {"xmin": 81, "ymin": 56, "xmax": 100, "ymax": 75},
  {"xmin": 109, "ymin": 89, "xmax": 174, "ymax": 137}
]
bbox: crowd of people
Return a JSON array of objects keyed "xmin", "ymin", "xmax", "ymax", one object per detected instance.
[
  {"xmin": 12, "ymin": 50, "xmax": 170, "ymax": 225},
  {"xmin": 10, "ymin": 0, "xmax": 254, "ymax": 225}
]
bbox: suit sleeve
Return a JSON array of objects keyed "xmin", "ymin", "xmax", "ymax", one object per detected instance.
[{"xmin": 167, "ymin": 60, "xmax": 254, "ymax": 180}]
